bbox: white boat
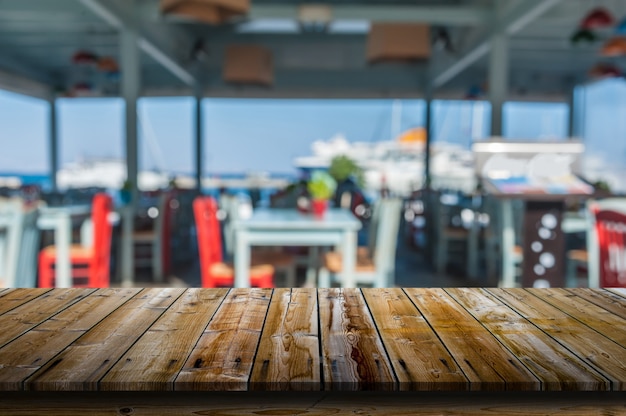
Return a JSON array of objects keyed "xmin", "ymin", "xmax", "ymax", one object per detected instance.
[{"xmin": 293, "ymin": 131, "xmax": 477, "ymax": 197}]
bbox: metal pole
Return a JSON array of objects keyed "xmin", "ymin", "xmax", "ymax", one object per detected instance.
[
  {"xmin": 120, "ymin": 6, "xmax": 140, "ymax": 287},
  {"xmin": 424, "ymin": 65, "xmax": 433, "ymax": 190},
  {"xmin": 567, "ymin": 86, "xmax": 576, "ymax": 138},
  {"xmin": 195, "ymin": 85, "xmax": 203, "ymax": 194},
  {"xmin": 49, "ymin": 97, "xmax": 58, "ymax": 192},
  {"xmin": 488, "ymin": 31, "xmax": 508, "ymax": 137}
]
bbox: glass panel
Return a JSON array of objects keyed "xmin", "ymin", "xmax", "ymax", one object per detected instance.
[
  {"xmin": 579, "ymin": 78, "xmax": 626, "ymax": 193},
  {"xmin": 503, "ymin": 101, "xmax": 569, "ymax": 140},
  {"xmin": 0, "ymin": 90, "xmax": 49, "ymax": 189},
  {"xmin": 57, "ymin": 98, "xmax": 124, "ymax": 190}
]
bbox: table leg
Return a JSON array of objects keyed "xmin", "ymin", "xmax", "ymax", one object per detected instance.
[
  {"xmin": 304, "ymin": 246, "xmax": 319, "ymax": 287},
  {"xmin": 55, "ymin": 213, "xmax": 71, "ymax": 288},
  {"xmin": 234, "ymin": 231, "xmax": 251, "ymax": 288},
  {"xmin": 341, "ymin": 231, "xmax": 357, "ymax": 288},
  {"xmin": 500, "ymin": 199, "xmax": 516, "ymax": 288},
  {"xmin": 120, "ymin": 206, "xmax": 134, "ymax": 288}
]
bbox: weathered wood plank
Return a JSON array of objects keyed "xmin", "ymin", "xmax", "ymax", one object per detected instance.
[
  {"xmin": 25, "ymin": 288, "xmax": 185, "ymax": 391},
  {"xmin": 404, "ymin": 288, "xmax": 539, "ymax": 391},
  {"xmin": 0, "ymin": 288, "xmax": 139, "ymax": 390},
  {"xmin": 175, "ymin": 288, "xmax": 272, "ymax": 391},
  {"xmin": 528, "ymin": 288, "xmax": 626, "ymax": 348},
  {"xmin": 0, "ymin": 288, "xmax": 52, "ymax": 316},
  {"xmin": 99, "ymin": 288, "xmax": 228, "ymax": 391},
  {"xmin": 608, "ymin": 288, "xmax": 626, "ymax": 299},
  {"xmin": 449, "ymin": 288, "xmax": 610, "ymax": 391},
  {"xmin": 362, "ymin": 288, "xmax": 468, "ymax": 391},
  {"xmin": 249, "ymin": 288, "xmax": 319, "ymax": 391},
  {"xmin": 0, "ymin": 289, "xmax": 94, "ymax": 349},
  {"xmin": 0, "ymin": 289, "xmax": 10, "ymax": 297},
  {"xmin": 319, "ymin": 288, "xmax": 396, "ymax": 391},
  {"xmin": 565, "ymin": 289, "xmax": 626, "ymax": 320}
]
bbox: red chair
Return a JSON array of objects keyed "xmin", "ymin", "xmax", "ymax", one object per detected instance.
[
  {"xmin": 39, "ymin": 193, "xmax": 113, "ymax": 288},
  {"xmin": 193, "ymin": 196, "xmax": 274, "ymax": 288},
  {"xmin": 591, "ymin": 199, "xmax": 626, "ymax": 288}
]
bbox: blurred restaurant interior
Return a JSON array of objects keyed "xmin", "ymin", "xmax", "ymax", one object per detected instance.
[{"xmin": 3, "ymin": 0, "xmax": 626, "ymax": 290}]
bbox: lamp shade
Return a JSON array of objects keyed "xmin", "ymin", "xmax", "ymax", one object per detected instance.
[
  {"xmin": 160, "ymin": 0, "xmax": 248, "ymax": 24},
  {"xmin": 600, "ymin": 36, "xmax": 626, "ymax": 56},
  {"xmin": 366, "ymin": 23, "xmax": 430, "ymax": 63},
  {"xmin": 223, "ymin": 45, "xmax": 273, "ymax": 86},
  {"xmin": 580, "ymin": 7, "xmax": 615, "ymax": 29}
]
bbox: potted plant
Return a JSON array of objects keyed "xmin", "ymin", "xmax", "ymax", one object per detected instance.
[{"xmin": 307, "ymin": 170, "xmax": 337, "ymax": 218}]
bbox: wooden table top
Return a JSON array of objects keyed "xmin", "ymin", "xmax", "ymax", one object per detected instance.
[{"xmin": 0, "ymin": 287, "xmax": 625, "ymax": 392}]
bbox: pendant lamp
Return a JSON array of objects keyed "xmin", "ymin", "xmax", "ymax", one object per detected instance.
[
  {"xmin": 367, "ymin": 23, "xmax": 430, "ymax": 63},
  {"xmin": 160, "ymin": 0, "xmax": 249, "ymax": 25},
  {"xmin": 580, "ymin": 7, "xmax": 615, "ymax": 29},
  {"xmin": 223, "ymin": 45, "xmax": 273, "ymax": 86},
  {"xmin": 600, "ymin": 36, "xmax": 626, "ymax": 56}
]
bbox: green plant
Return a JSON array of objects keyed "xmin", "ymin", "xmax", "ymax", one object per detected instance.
[
  {"xmin": 307, "ymin": 171, "xmax": 337, "ymax": 200},
  {"xmin": 328, "ymin": 155, "xmax": 364, "ymax": 187}
]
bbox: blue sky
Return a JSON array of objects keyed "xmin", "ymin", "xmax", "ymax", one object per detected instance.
[{"xmin": 1, "ymin": 79, "xmax": 624, "ymax": 179}]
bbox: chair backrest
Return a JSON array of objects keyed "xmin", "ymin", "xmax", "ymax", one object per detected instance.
[
  {"xmin": 589, "ymin": 198, "xmax": 626, "ymax": 288},
  {"xmin": 0, "ymin": 198, "xmax": 25, "ymax": 287},
  {"xmin": 373, "ymin": 198, "xmax": 403, "ymax": 281},
  {"xmin": 193, "ymin": 196, "xmax": 224, "ymax": 277},
  {"xmin": 90, "ymin": 193, "xmax": 113, "ymax": 287}
]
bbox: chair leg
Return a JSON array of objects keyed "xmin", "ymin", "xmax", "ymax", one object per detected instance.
[
  {"xmin": 285, "ymin": 264, "xmax": 297, "ymax": 288},
  {"xmin": 38, "ymin": 253, "xmax": 55, "ymax": 288},
  {"xmin": 318, "ymin": 266, "xmax": 331, "ymax": 288}
]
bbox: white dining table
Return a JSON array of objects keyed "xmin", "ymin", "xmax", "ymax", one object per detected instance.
[
  {"xmin": 37, "ymin": 205, "xmax": 91, "ymax": 288},
  {"xmin": 233, "ymin": 208, "xmax": 362, "ymax": 288}
]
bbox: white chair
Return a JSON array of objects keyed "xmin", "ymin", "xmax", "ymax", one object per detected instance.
[
  {"xmin": 318, "ymin": 198, "xmax": 402, "ymax": 288},
  {"xmin": 0, "ymin": 198, "xmax": 39, "ymax": 287}
]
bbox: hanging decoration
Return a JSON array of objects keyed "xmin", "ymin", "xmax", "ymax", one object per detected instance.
[
  {"xmin": 616, "ymin": 16, "xmax": 626, "ymax": 35},
  {"xmin": 570, "ymin": 7, "xmax": 615, "ymax": 45},
  {"xmin": 600, "ymin": 35, "xmax": 626, "ymax": 56},
  {"xmin": 580, "ymin": 7, "xmax": 615, "ymax": 29},
  {"xmin": 66, "ymin": 50, "xmax": 121, "ymax": 97},
  {"xmin": 160, "ymin": 0, "xmax": 249, "ymax": 25},
  {"xmin": 588, "ymin": 62, "xmax": 623, "ymax": 79},
  {"xmin": 570, "ymin": 28, "xmax": 597, "ymax": 45}
]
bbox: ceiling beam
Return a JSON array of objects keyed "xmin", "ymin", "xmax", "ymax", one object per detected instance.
[
  {"xmin": 432, "ymin": 0, "xmax": 563, "ymax": 89},
  {"xmin": 247, "ymin": 5, "xmax": 490, "ymax": 25},
  {"xmin": 79, "ymin": 0, "xmax": 196, "ymax": 86},
  {"xmin": 0, "ymin": 67, "xmax": 51, "ymax": 99}
]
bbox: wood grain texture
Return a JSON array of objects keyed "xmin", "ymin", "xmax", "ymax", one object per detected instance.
[
  {"xmin": 0, "ymin": 289, "xmax": 94, "ymax": 349},
  {"xmin": 25, "ymin": 288, "xmax": 185, "ymax": 391},
  {"xmin": 175, "ymin": 288, "xmax": 272, "ymax": 391},
  {"xmin": 487, "ymin": 288, "xmax": 626, "ymax": 390},
  {"xmin": 565, "ymin": 289, "xmax": 626, "ymax": 320},
  {"xmin": 362, "ymin": 288, "xmax": 468, "ymax": 391},
  {"xmin": 319, "ymin": 288, "xmax": 396, "ymax": 391},
  {"xmin": 405, "ymin": 288, "xmax": 539, "ymax": 391},
  {"xmin": 99, "ymin": 288, "xmax": 228, "ymax": 391},
  {"xmin": 249, "ymin": 288, "xmax": 320, "ymax": 391},
  {"xmin": 608, "ymin": 288, "xmax": 626, "ymax": 299},
  {"xmin": 450, "ymin": 288, "xmax": 610, "ymax": 391},
  {"xmin": 0, "ymin": 288, "xmax": 139, "ymax": 390},
  {"xmin": 528, "ymin": 288, "xmax": 626, "ymax": 348},
  {"xmin": 0, "ymin": 288, "xmax": 52, "ymax": 316}
]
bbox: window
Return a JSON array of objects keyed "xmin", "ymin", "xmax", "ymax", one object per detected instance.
[
  {"xmin": 578, "ymin": 78, "xmax": 626, "ymax": 193},
  {"xmin": 432, "ymin": 100, "xmax": 491, "ymax": 148},
  {"xmin": 57, "ymin": 98, "xmax": 124, "ymax": 189},
  {"xmin": 138, "ymin": 97, "xmax": 194, "ymax": 176},
  {"xmin": 503, "ymin": 101, "xmax": 569, "ymax": 140},
  {"xmin": 0, "ymin": 90, "xmax": 49, "ymax": 187}
]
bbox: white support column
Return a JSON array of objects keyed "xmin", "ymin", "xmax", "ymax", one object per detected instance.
[
  {"xmin": 488, "ymin": 31, "xmax": 508, "ymax": 137},
  {"xmin": 49, "ymin": 97, "xmax": 58, "ymax": 192},
  {"xmin": 195, "ymin": 86, "xmax": 203, "ymax": 194},
  {"xmin": 120, "ymin": 11, "xmax": 140, "ymax": 287}
]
